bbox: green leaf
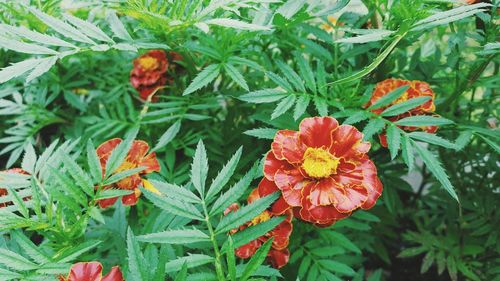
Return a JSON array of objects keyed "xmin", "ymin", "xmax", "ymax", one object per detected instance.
[
  {"xmin": 227, "ymin": 237, "xmax": 237, "ymax": 281},
  {"xmin": 103, "ymin": 166, "xmax": 145, "ymax": 185},
  {"xmin": 362, "ymin": 118, "xmax": 386, "ymax": 140},
  {"xmin": 0, "ymin": 23, "xmax": 75, "ymax": 48},
  {"xmin": 86, "ymin": 139, "xmax": 103, "ymax": 183},
  {"xmin": 106, "ymin": 10, "xmax": 133, "ymax": 41},
  {"xmin": 296, "ymin": 54, "xmax": 316, "ymax": 93},
  {"xmin": 336, "ymin": 30, "xmax": 394, "ymax": 44},
  {"xmin": 210, "ymin": 166, "xmax": 256, "ymax": 216},
  {"xmin": 0, "ymin": 35, "xmax": 58, "ymax": 55},
  {"xmin": 293, "ymin": 95, "xmax": 311, "ymax": 120},
  {"xmin": 0, "ymin": 249, "xmax": 38, "ymax": 271},
  {"xmin": 240, "ymin": 239, "xmax": 274, "ymax": 281},
  {"xmin": 127, "ymin": 228, "xmax": 147, "ymax": 281},
  {"xmin": 0, "ymin": 58, "xmax": 44, "ymax": 84},
  {"xmin": 137, "ymin": 229, "xmax": 209, "ymax": 244},
  {"xmin": 238, "ymin": 89, "xmax": 287, "ymax": 103},
  {"xmin": 21, "ymin": 143, "xmax": 36, "ymax": 174},
  {"xmin": 215, "ymin": 192, "xmax": 279, "ymax": 234},
  {"xmin": 276, "ymin": 60, "xmax": 305, "ymax": 92},
  {"xmin": 227, "ymin": 216, "xmax": 286, "ymax": 250},
  {"xmin": 28, "ymin": 7, "xmax": 95, "ymax": 44},
  {"xmin": 325, "ymin": 232, "xmax": 361, "ymax": 254},
  {"xmin": 313, "ymin": 97, "xmax": 328, "ymax": 116},
  {"xmin": 386, "ymin": 125, "xmax": 401, "ymax": 160},
  {"xmin": 394, "ymin": 116, "xmax": 454, "ymax": 127},
  {"xmin": 54, "ymin": 240, "xmax": 101, "ymax": 263},
  {"xmin": 62, "ymin": 13, "xmax": 113, "ymax": 43},
  {"xmin": 244, "ymin": 128, "xmax": 278, "ymax": 140},
  {"xmin": 266, "ymin": 71, "xmax": 294, "ymax": 92},
  {"xmin": 277, "ymin": 0, "xmax": 307, "ymax": 19},
  {"xmin": 105, "ymin": 128, "xmax": 138, "ymax": 178},
  {"xmin": 0, "ymin": 268, "xmax": 22, "ymax": 280},
  {"xmin": 11, "ymin": 231, "xmax": 50, "ymax": 264},
  {"xmin": 205, "ymin": 18, "xmax": 271, "ymax": 31},
  {"xmin": 174, "ymin": 262, "xmax": 188, "ymax": 281},
  {"xmin": 412, "ymin": 3, "xmax": 491, "ymax": 31},
  {"xmin": 149, "ymin": 180, "xmax": 200, "ymax": 203},
  {"xmin": 206, "ymin": 147, "xmax": 242, "ymax": 202},
  {"xmin": 413, "ymin": 142, "xmax": 459, "ymax": 201},
  {"xmin": 344, "ymin": 111, "xmax": 371, "ymax": 125},
  {"xmin": 409, "ymin": 132, "xmax": 456, "ymax": 149},
  {"xmin": 141, "ymin": 188, "xmax": 204, "ymax": 220},
  {"xmin": 94, "ymin": 189, "xmax": 134, "ymax": 200},
  {"xmin": 191, "ymin": 140, "xmax": 208, "ymax": 197},
  {"xmin": 5, "ymin": 187, "xmax": 29, "ymax": 218},
  {"xmin": 401, "ymin": 134, "xmax": 415, "ymax": 170},
  {"xmin": 165, "ymin": 254, "xmax": 214, "ymax": 273},
  {"xmin": 381, "ymin": 96, "xmax": 431, "ymax": 117},
  {"xmin": 152, "ymin": 121, "xmax": 181, "ymax": 152},
  {"xmin": 61, "ymin": 153, "xmax": 94, "ymax": 197},
  {"xmin": 26, "ymin": 56, "xmax": 58, "ymax": 82},
  {"xmin": 319, "ymin": 260, "xmax": 355, "ymax": 276},
  {"xmin": 224, "ymin": 64, "xmax": 249, "ymax": 91},
  {"xmin": 367, "ymin": 85, "xmax": 409, "ymax": 110},
  {"xmin": 183, "ymin": 64, "xmax": 220, "ymax": 95},
  {"xmin": 271, "ymin": 95, "xmax": 296, "ymax": 119}
]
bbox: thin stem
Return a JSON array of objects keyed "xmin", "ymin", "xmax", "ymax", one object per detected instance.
[{"xmin": 202, "ymin": 200, "xmax": 226, "ymax": 281}]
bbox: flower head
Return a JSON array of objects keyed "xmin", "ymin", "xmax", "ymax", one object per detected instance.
[
  {"xmin": 0, "ymin": 168, "xmax": 30, "ymax": 208},
  {"xmin": 264, "ymin": 116, "xmax": 383, "ymax": 227},
  {"xmin": 130, "ymin": 50, "xmax": 183, "ymax": 100},
  {"xmin": 59, "ymin": 262, "xmax": 124, "ymax": 281},
  {"xmin": 365, "ymin": 78, "xmax": 438, "ymax": 147},
  {"xmin": 96, "ymin": 138, "xmax": 160, "ymax": 208},
  {"xmin": 225, "ymin": 178, "xmax": 293, "ymax": 268}
]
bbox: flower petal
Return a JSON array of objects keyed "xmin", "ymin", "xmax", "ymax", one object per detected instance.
[
  {"xmin": 122, "ymin": 188, "xmax": 141, "ymax": 206},
  {"xmin": 298, "ymin": 183, "xmax": 349, "ymax": 224},
  {"xmin": 271, "ymin": 130, "xmax": 306, "ymax": 164},
  {"xmin": 128, "ymin": 141, "xmax": 150, "ymax": 164},
  {"xmin": 98, "ymin": 196, "xmax": 118, "ymax": 209},
  {"xmin": 330, "ymin": 125, "xmax": 370, "ymax": 159},
  {"xmin": 299, "ymin": 117, "xmax": 339, "ymax": 149},
  {"xmin": 263, "ymin": 151, "xmax": 293, "ymax": 181},
  {"xmin": 235, "ymin": 239, "xmax": 261, "ymax": 259},
  {"xmin": 67, "ymin": 262, "xmax": 103, "ymax": 281},
  {"xmin": 139, "ymin": 152, "xmax": 160, "ymax": 173},
  {"xmin": 96, "ymin": 139, "xmax": 122, "ymax": 174},
  {"xmin": 267, "ymin": 248, "xmax": 290, "ymax": 269},
  {"xmin": 274, "ymin": 169, "xmax": 305, "ymax": 207},
  {"xmin": 102, "ymin": 267, "xmax": 124, "ymax": 281},
  {"xmin": 309, "ymin": 177, "xmax": 344, "ymax": 206},
  {"xmin": 257, "ymin": 178, "xmax": 290, "ymax": 215}
]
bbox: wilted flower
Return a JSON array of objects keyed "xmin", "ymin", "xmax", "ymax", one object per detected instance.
[
  {"xmin": 264, "ymin": 116, "xmax": 383, "ymax": 227},
  {"xmin": 59, "ymin": 262, "xmax": 124, "ymax": 281},
  {"xmin": 96, "ymin": 138, "xmax": 160, "ymax": 208},
  {"xmin": 365, "ymin": 78, "xmax": 438, "ymax": 147},
  {"xmin": 0, "ymin": 168, "xmax": 30, "ymax": 208},
  {"xmin": 130, "ymin": 50, "xmax": 183, "ymax": 101},
  {"xmin": 225, "ymin": 178, "xmax": 293, "ymax": 268}
]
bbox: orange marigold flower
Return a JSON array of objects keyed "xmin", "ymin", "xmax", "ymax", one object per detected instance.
[
  {"xmin": 130, "ymin": 50, "xmax": 183, "ymax": 101},
  {"xmin": 225, "ymin": 179, "xmax": 293, "ymax": 268},
  {"xmin": 0, "ymin": 168, "xmax": 30, "ymax": 208},
  {"xmin": 264, "ymin": 116, "xmax": 383, "ymax": 227},
  {"xmin": 96, "ymin": 138, "xmax": 160, "ymax": 208},
  {"xmin": 59, "ymin": 262, "xmax": 124, "ymax": 281},
  {"xmin": 365, "ymin": 78, "xmax": 438, "ymax": 147}
]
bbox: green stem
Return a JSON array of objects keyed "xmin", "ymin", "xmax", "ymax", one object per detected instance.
[{"xmin": 202, "ymin": 201, "xmax": 226, "ymax": 281}]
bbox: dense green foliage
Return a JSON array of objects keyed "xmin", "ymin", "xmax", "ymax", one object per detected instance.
[{"xmin": 0, "ymin": 0, "xmax": 498, "ymax": 280}]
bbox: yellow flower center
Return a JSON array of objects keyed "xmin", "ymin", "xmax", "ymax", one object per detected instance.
[
  {"xmin": 138, "ymin": 56, "xmax": 159, "ymax": 70},
  {"xmin": 250, "ymin": 211, "xmax": 271, "ymax": 226},
  {"xmin": 301, "ymin": 147, "xmax": 339, "ymax": 178},
  {"xmin": 142, "ymin": 179, "xmax": 161, "ymax": 195}
]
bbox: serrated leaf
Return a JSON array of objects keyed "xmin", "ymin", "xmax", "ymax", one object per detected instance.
[
  {"xmin": 412, "ymin": 3, "xmax": 491, "ymax": 31},
  {"xmin": 94, "ymin": 189, "xmax": 134, "ymax": 200},
  {"xmin": 149, "ymin": 180, "xmax": 201, "ymax": 203},
  {"xmin": 210, "ymin": 166, "xmax": 256, "ymax": 215},
  {"xmin": 0, "ymin": 35, "xmax": 58, "ymax": 55},
  {"xmin": 183, "ymin": 64, "xmax": 220, "ymax": 95},
  {"xmin": 0, "ymin": 23, "xmax": 75, "ymax": 48},
  {"xmin": 215, "ymin": 192, "xmax": 279, "ymax": 234},
  {"xmin": 363, "ymin": 118, "xmax": 386, "ymax": 140},
  {"xmin": 344, "ymin": 111, "xmax": 371, "ymax": 125},
  {"xmin": 367, "ymin": 85, "xmax": 409, "ymax": 110},
  {"xmin": 409, "ymin": 132, "xmax": 456, "ymax": 149},
  {"xmin": 152, "ymin": 121, "xmax": 181, "ymax": 152},
  {"xmin": 105, "ymin": 128, "xmax": 138, "ymax": 178},
  {"xmin": 191, "ymin": 140, "xmax": 208, "ymax": 196},
  {"xmin": 336, "ymin": 30, "xmax": 394, "ymax": 44},
  {"xmin": 5, "ymin": 187, "xmax": 29, "ymax": 218},
  {"xmin": 266, "ymin": 72, "xmax": 293, "ymax": 92},
  {"xmin": 313, "ymin": 97, "xmax": 328, "ymax": 116},
  {"xmin": 0, "ymin": 248, "xmax": 38, "ymax": 271},
  {"xmin": 127, "ymin": 228, "xmax": 147, "ymax": 281},
  {"xmin": 413, "ymin": 142, "xmax": 459, "ymax": 201},
  {"xmin": 61, "ymin": 153, "xmax": 94, "ymax": 197},
  {"xmin": 386, "ymin": 125, "xmax": 401, "ymax": 160},
  {"xmin": 238, "ymin": 89, "xmax": 287, "ymax": 103},
  {"xmin": 241, "ymin": 239, "xmax": 274, "ymax": 281},
  {"xmin": 227, "ymin": 216, "xmax": 285, "ymax": 250},
  {"xmin": 174, "ymin": 262, "xmax": 188, "ymax": 281},
  {"xmin": 0, "ymin": 58, "xmax": 43, "ymax": 84},
  {"xmin": 86, "ymin": 139, "xmax": 102, "ymax": 183},
  {"xmin": 12, "ymin": 231, "xmax": 50, "ymax": 264},
  {"xmin": 21, "ymin": 143, "xmax": 36, "ymax": 174},
  {"xmin": 205, "ymin": 18, "xmax": 271, "ymax": 31},
  {"xmin": 224, "ymin": 63, "xmax": 249, "ymax": 91},
  {"xmin": 103, "ymin": 166, "xmax": 145, "ymax": 185},
  {"xmin": 276, "ymin": 61, "xmax": 305, "ymax": 92},
  {"xmin": 227, "ymin": 236, "xmax": 237, "ymax": 281},
  {"xmin": 401, "ymin": 134, "xmax": 414, "ymax": 170},
  {"xmin": 165, "ymin": 254, "xmax": 214, "ymax": 273},
  {"xmin": 106, "ymin": 10, "xmax": 133, "ymax": 41},
  {"xmin": 271, "ymin": 95, "xmax": 296, "ymax": 119},
  {"xmin": 0, "ymin": 268, "xmax": 22, "ymax": 280},
  {"xmin": 26, "ymin": 56, "xmax": 58, "ymax": 82},
  {"xmin": 243, "ymin": 128, "xmax": 278, "ymax": 140},
  {"xmin": 277, "ymin": 0, "xmax": 307, "ymax": 19},
  {"xmin": 394, "ymin": 116, "xmax": 454, "ymax": 127},
  {"xmin": 62, "ymin": 13, "xmax": 113, "ymax": 43},
  {"xmin": 319, "ymin": 260, "xmax": 355, "ymax": 276},
  {"xmin": 206, "ymin": 147, "xmax": 242, "ymax": 202},
  {"xmin": 137, "ymin": 229, "xmax": 209, "ymax": 244},
  {"xmin": 295, "ymin": 54, "xmax": 316, "ymax": 93},
  {"xmin": 28, "ymin": 7, "xmax": 95, "ymax": 44},
  {"xmin": 381, "ymin": 96, "xmax": 431, "ymax": 117},
  {"xmin": 54, "ymin": 240, "xmax": 101, "ymax": 263},
  {"xmin": 293, "ymin": 95, "xmax": 310, "ymax": 120},
  {"xmin": 141, "ymin": 188, "xmax": 204, "ymax": 220}
]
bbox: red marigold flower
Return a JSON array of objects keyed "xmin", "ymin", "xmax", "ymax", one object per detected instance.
[
  {"xmin": 224, "ymin": 179, "xmax": 293, "ymax": 268},
  {"xmin": 130, "ymin": 50, "xmax": 183, "ymax": 101},
  {"xmin": 264, "ymin": 116, "xmax": 383, "ymax": 227},
  {"xmin": 59, "ymin": 262, "xmax": 124, "ymax": 281},
  {"xmin": 0, "ymin": 168, "xmax": 30, "ymax": 208},
  {"xmin": 96, "ymin": 138, "xmax": 160, "ymax": 208},
  {"xmin": 365, "ymin": 78, "xmax": 438, "ymax": 147}
]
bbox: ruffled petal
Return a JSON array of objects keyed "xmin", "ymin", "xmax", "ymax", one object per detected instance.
[
  {"xmin": 268, "ymin": 218, "xmax": 292, "ymax": 250},
  {"xmin": 128, "ymin": 141, "xmax": 150, "ymax": 164},
  {"xmin": 274, "ymin": 169, "xmax": 305, "ymax": 207},
  {"xmin": 271, "ymin": 130, "xmax": 306, "ymax": 164},
  {"xmin": 247, "ymin": 187, "xmax": 261, "ymax": 204},
  {"xmin": 267, "ymin": 248, "xmax": 290, "ymax": 269},
  {"xmin": 298, "ymin": 183, "xmax": 349, "ymax": 224},
  {"xmin": 67, "ymin": 262, "xmax": 102, "ymax": 281},
  {"xmin": 116, "ymin": 174, "xmax": 142, "ymax": 190},
  {"xmin": 309, "ymin": 177, "xmax": 344, "ymax": 206},
  {"xmin": 102, "ymin": 267, "xmax": 125, "ymax": 281},
  {"xmin": 257, "ymin": 178, "xmax": 290, "ymax": 215},
  {"xmin": 330, "ymin": 125, "xmax": 370, "ymax": 159},
  {"xmin": 263, "ymin": 151, "xmax": 293, "ymax": 181},
  {"xmin": 121, "ymin": 188, "xmax": 141, "ymax": 206},
  {"xmin": 139, "ymin": 152, "xmax": 160, "ymax": 173},
  {"xmin": 96, "ymin": 139, "xmax": 122, "ymax": 175},
  {"xmin": 299, "ymin": 117, "xmax": 339, "ymax": 149},
  {"xmin": 98, "ymin": 196, "xmax": 119, "ymax": 209},
  {"xmin": 235, "ymin": 239, "xmax": 261, "ymax": 259}
]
